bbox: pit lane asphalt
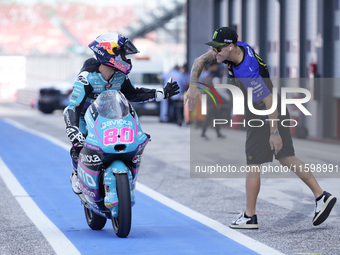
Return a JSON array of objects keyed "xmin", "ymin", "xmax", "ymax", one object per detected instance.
[{"xmin": 0, "ymin": 102, "xmax": 339, "ymax": 255}]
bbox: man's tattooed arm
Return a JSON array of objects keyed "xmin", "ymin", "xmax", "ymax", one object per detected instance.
[
  {"xmin": 184, "ymin": 51, "xmax": 216, "ymax": 110},
  {"xmin": 190, "ymin": 51, "xmax": 216, "ymax": 86}
]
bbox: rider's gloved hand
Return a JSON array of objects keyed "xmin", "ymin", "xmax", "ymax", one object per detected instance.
[
  {"xmin": 155, "ymin": 78, "xmax": 180, "ymax": 101},
  {"xmin": 66, "ymin": 126, "xmax": 85, "ymax": 147}
]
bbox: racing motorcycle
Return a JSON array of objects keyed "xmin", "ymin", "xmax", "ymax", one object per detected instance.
[{"xmin": 75, "ymin": 90, "xmax": 150, "ymax": 238}]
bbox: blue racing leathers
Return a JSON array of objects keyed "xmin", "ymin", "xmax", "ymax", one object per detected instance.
[{"xmin": 63, "ymin": 57, "xmax": 157, "ymax": 135}]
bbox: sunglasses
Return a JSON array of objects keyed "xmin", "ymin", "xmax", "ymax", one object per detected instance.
[
  {"xmin": 212, "ymin": 44, "xmax": 230, "ymax": 53},
  {"xmin": 212, "ymin": 47, "xmax": 222, "ymax": 53}
]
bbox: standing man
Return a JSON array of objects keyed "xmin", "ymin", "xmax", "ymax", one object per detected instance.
[{"xmin": 184, "ymin": 26, "xmax": 336, "ymax": 229}]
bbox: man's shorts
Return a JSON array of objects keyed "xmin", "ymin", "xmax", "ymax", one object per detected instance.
[{"xmin": 245, "ymin": 116, "xmax": 295, "ymax": 165}]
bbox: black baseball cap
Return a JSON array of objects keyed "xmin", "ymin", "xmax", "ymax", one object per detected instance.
[{"xmin": 205, "ymin": 27, "xmax": 238, "ymax": 47}]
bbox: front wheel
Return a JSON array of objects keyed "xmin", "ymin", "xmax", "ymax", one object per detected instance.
[
  {"xmin": 112, "ymin": 173, "xmax": 131, "ymax": 238},
  {"xmin": 84, "ymin": 206, "xmax": 107, "ymax": 230}
]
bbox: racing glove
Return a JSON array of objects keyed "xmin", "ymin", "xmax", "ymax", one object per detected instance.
[
  {"xmin": 66, "ymin": 126, "xmax": 85, "ymax": 147},
  {"xmin": 155, "ymin": 78, "xmax": 180, "ymax": 101}
]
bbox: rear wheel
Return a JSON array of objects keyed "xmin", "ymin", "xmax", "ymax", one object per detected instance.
[
  {"xmin": 84, "ymin": 206, "xmax": 107, "ymax": 230},
  {"xmin": 112, "ymin": 173, "xmax": 131, "ymax": 238}
]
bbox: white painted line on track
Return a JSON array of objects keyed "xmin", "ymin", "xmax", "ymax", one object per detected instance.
[
  {"xmin": 0, "ymin": 158, "xmax": 80, "ymax": 255},
  {"xmin": 4, "ymin": 118, "xmax": 284, "ymax": 255},
  {"xmin": 137, "ymin": 183, "xmax": 284, "ymax": 255}
]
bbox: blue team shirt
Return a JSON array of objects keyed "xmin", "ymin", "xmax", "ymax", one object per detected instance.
[{"xmin": 227, "ymin": 41, "xmax": 272, "ymax": 103}]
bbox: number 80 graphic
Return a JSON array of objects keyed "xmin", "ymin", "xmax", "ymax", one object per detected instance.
[{"xmin": 103, "ymin": 128, "xmax": 134, "ymax": 145}]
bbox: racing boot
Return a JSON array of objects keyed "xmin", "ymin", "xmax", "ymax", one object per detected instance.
[{"xmin": 70, "ymin": 168, "xmax": 82, "ymax": 195}]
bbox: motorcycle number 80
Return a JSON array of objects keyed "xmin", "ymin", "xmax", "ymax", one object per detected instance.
[{"xmin": 104, "ymin": 128, "xmax": 134, "ymax": 145}]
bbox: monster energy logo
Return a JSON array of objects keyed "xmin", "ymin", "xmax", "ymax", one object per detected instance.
[{"xmin": 213, "ymin": 31, "xmax": 218, "ymax": 39}]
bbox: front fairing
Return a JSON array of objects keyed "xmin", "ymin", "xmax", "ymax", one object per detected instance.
[{"xmin": 84, "ymin": 91, "xmax": 149, "ymax": 155}]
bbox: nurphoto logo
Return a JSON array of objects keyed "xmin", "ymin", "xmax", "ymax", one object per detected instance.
[{"xmin": 200, "ymin": 83, "xmax": 312, "ymax": 129}]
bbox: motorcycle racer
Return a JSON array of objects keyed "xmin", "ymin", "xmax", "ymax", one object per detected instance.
[{"xmin": 64, "ymin": 32, "xmax": 180, "ymax": 194}]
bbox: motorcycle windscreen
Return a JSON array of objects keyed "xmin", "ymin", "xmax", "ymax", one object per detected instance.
[{"xmin": 95, "ymin": 90, "xmax": 130, "ymax": 119}]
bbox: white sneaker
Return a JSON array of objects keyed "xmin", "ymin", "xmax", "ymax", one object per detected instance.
[
  {"xmin": 70, "ymin": 171, "xmax": 82, "ymax": 194},
  {"xmin": 229, "ymin": 212, "xmax": 258, "ymax": 229},
  {"xmin": 313, "ymin": 191, "xmax": 337, "ymax": 226}
]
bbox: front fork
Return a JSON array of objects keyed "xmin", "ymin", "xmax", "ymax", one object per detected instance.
[
  {"xmin": 103, "ymin": 137, "xmax": 149, "ymax": 217},
  {"xmin": 104, "ymin": 160, "xmax": 135, "ymax": 217}
]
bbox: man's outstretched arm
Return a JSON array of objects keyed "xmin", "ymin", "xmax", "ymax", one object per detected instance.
[{"xmin": 184, "ymin": 51, "xmax": 216, "ymax": 110}]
